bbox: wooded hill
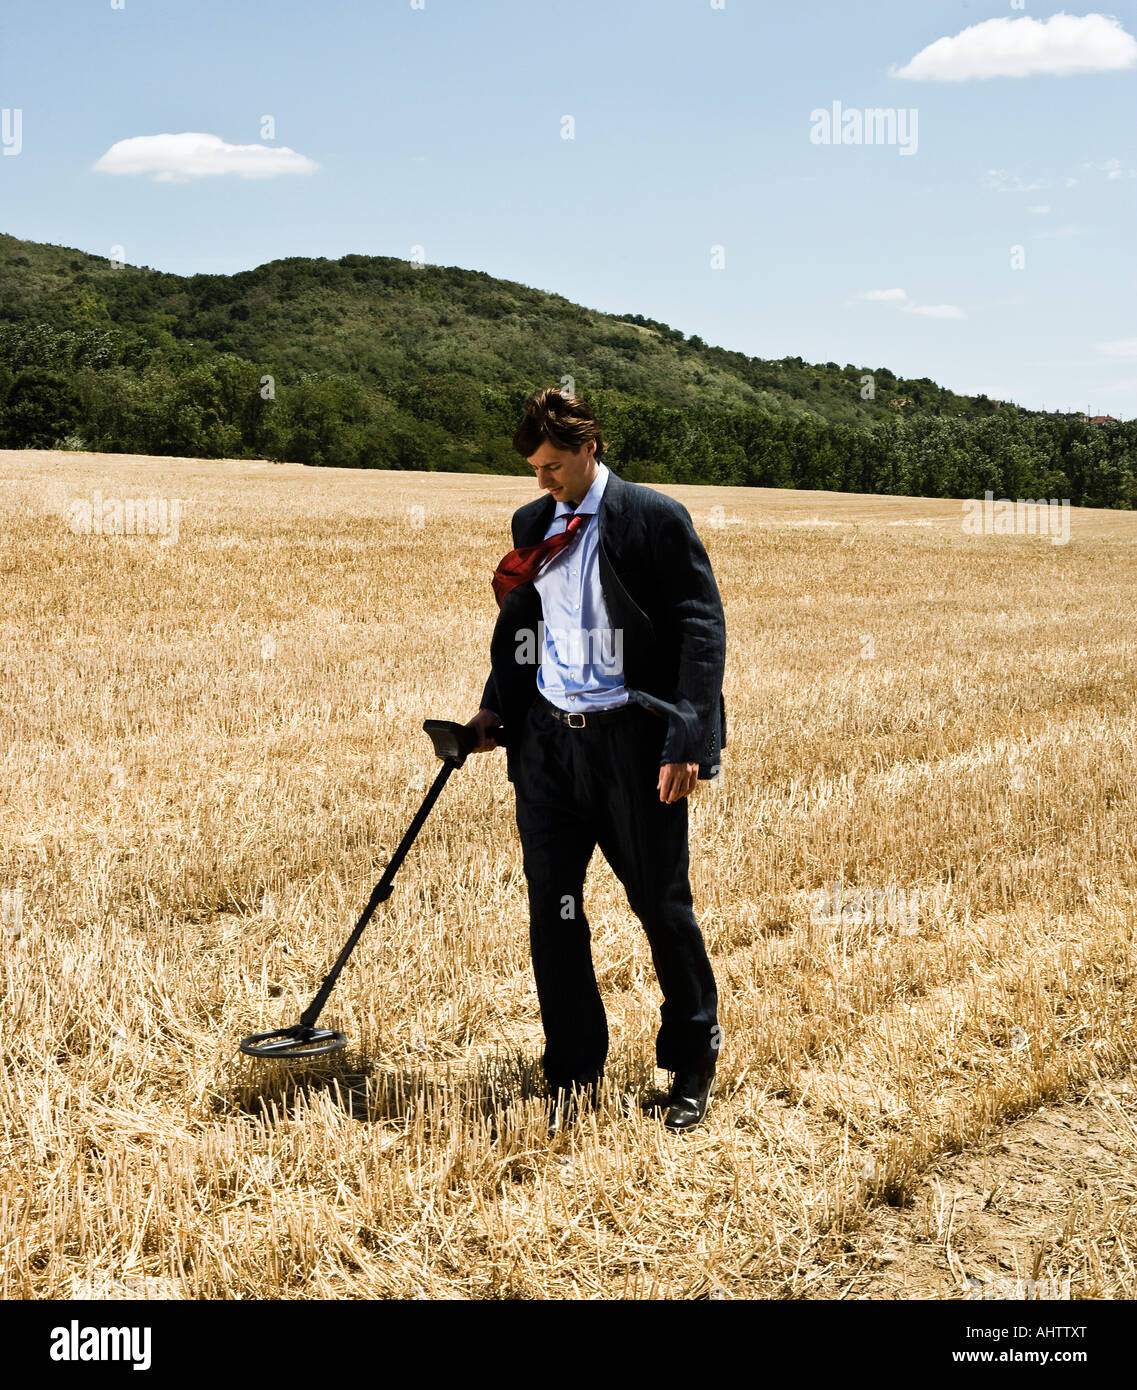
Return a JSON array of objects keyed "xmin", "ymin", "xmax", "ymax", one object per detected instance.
[{"xmin": 1, "ymin": 231, "xmax": 1133, "ymax": 507}]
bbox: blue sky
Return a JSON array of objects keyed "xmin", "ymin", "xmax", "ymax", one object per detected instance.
[{"xmin": 2, "ymin": 0, "xmax": 1135, "ymax": 416}]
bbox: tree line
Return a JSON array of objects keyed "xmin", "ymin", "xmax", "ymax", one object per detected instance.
[{"xmin": 1, "ymin": 310, "xmax": 1134, "ymax": 510}]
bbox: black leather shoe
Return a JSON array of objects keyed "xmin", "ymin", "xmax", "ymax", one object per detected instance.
[
  {"xmin": 663, "ymin": 1065, "xmax": 715, "ymax": 1131},
  {"xmin": 546, "ymin": 1077, "xmax": 601, "ymax": 1137}
]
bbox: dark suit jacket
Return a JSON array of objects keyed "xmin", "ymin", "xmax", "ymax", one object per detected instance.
[{"xmin": 480, "ymin": 469, "xmax": 727, "ymax": 784}]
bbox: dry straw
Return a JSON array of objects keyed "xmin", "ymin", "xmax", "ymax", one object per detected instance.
[{"xmin": 1, "ymin": 453, "xmax": 1134, "ymax": 1299}]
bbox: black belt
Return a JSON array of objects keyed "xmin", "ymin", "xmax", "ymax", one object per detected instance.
[{"xmin": 537, "ymin": 693, "xmax": 646, "ymax": 729}]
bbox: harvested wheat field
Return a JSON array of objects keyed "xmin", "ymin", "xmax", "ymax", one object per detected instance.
[{"xmin": 2, "ymin": 449, "xmax": 1136, "ymax": 1301}]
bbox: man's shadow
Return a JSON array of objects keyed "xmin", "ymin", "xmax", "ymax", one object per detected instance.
[{"xmin": 219, "ymin": 1045, "xmax": 667, "ymax": 1137}]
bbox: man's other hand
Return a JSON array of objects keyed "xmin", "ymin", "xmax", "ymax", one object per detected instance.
[
  {"xmin": 466, "ymin": 708, "xmax": 504, "ymax": 754},
  {"xmin": 658, "ymin": 761, "xmax": 699, "ymax": 803}
]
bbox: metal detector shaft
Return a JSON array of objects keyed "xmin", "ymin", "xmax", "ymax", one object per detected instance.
[
  {"xmin": 297, "ymin": 757, "xmax": 457, "ymax": 1031},
  {"xmin": 240, "ymin": 717, "xmax": 502, "ymax": 1059}
]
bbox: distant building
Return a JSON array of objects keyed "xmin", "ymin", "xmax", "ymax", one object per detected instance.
[{"xmin": 1082, "ymin": 415, "xmax": 1118, "ymax": 426}]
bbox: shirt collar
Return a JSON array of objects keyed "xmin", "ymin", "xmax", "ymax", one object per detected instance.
[{"xmin": 553, "ymin": 460, "xmax": 608, "ymax": 520}]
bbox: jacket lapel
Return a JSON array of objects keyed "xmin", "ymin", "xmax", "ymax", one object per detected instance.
[
  {"xmin": 596, "ymin": 472, "xmax": 655, "ymax": 670},
  {"xmin": 597, "ymin": 469, "xmax": 623, "ymax": 566},
  {"xmin": 516, "ymin": 494, "xmax": 556, "ymax": 549}
]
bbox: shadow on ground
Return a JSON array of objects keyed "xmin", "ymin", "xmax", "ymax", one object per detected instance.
[{"xmin": 215, "ymin": 1044, "xmax": 669, "ymax": 1137}]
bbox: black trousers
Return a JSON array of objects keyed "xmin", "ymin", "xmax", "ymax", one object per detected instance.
[{"xmin": 513, "ymin": 695, "xmax": 719, "ymax": 1088}]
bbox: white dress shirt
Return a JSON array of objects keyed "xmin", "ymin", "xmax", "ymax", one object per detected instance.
[{"xmin": 533, "ymin": 461, "xmax": 629, "ymax": 712}]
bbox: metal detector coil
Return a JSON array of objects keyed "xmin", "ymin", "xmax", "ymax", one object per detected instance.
[
  {"xmin": 238, "ymin": 717, "xmax": 504, "ymax": 1061},
  {"xmin": 239, "ymin": 1026, "xmax": 348, "ymax": 1059}
]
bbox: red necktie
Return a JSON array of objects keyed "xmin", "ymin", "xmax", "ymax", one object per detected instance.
[{"xmin": 491, "ymin": 511, "xmax": 589, "ymax": 608}]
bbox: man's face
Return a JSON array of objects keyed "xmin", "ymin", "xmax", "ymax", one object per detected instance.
[{"xmin": 527, "ymin": 439, "xmax": 598, "ymax": 506}]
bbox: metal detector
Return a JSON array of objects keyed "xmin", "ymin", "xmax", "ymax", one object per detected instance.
[{"xmin": 239, "ymin": 717, "xmax": 503, "ymax": 1060}]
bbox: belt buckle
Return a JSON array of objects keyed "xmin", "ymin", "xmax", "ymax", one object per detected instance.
[{"xmin": 566, "ymin": 712, "xmax": 586, "ymax": 729}]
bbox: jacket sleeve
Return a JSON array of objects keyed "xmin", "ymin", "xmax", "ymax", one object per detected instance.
[
  {"xmin": 480, "ymin": 671, "xmax": 502, "ymax": 719},
  {"xmin": 653, "ymin": 503, "xmax": 726, "ymax": 766},
  {"xmin": 480, "ymin": 511, "xmax": 521, "ymax": 719}
]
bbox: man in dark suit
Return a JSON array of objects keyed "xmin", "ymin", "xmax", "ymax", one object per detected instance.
[{"xmin": 466, "ymin": 389, "xmax": 726, "ymax": 1133}]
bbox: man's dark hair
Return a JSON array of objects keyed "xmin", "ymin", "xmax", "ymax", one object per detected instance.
[{"xmin": 512, "ymin": 388, "xmax": 609, "ymax": 462}]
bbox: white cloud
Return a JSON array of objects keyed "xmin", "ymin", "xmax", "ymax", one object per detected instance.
[
  {"xmin": 895, "ymin": 13, "xmax": 1137, "ymax": 82},
  {"xmin": 1034, "ymin": 224, "xmax": 1093, "ymax": 239},
  {"xmin": 849, "ymin": 288, "xmax": 966, "ymax": 320},
  {"xmin": 1027, "ymin": 205, "xmax": 1051, "ymax": 215},
  {"xmin": 94, "ymin": 132, "xmax": 319, "ymax": 182},
  {"xmin": 1096, "ymin": 338, "xmax": 1137, "ymax": 359},
  {"xmin": 904, "ymin": 303, "xmax": 966, "ymax": 320},
  {"xmin": 1083, "ymin": 157, "xmax": 1137, "ymax": 180},
  {"xmin": 982, "ymin": 169, "xmax": 1048, "ymax": 194}
]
